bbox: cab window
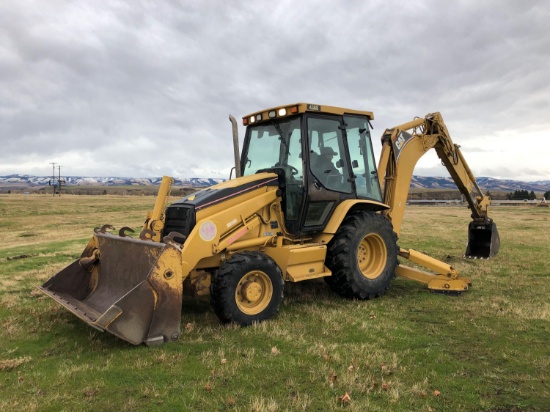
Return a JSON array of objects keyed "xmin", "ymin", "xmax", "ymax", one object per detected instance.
[
  {"xmin": 307, "ymin": 117, "xmax": 352, "ymax": 193},
  {"xmin": 344, "ymin": 115, "xmax": 382, "ymax": 202},
  {"xmin": 243, "ymin": 119, "xmax": 301, "ymax": 175},
  {"xmin": 242, "ymin": 117, "xmax": 303, "ymax": 222}
]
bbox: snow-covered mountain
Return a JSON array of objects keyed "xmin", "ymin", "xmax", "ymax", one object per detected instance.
[
  {"xmin": 409, "ymin": 175, "xmax": 550, "ymax": 191},
  {"xmin": 1, "ymin": 174, "xmax": 549, "ymax": 191},
  {"xmin": 0, "ymin": 174, "xmax": 225, "ymax": 188}
]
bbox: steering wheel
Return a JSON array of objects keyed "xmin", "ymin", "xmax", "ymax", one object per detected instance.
[
  {"xmin": 288, "ymin": 165, "xmax": 299, "ymax": 176},
  {"xmin": 273, "ymin": 163, "xmax": 300, "ymax": 177}
]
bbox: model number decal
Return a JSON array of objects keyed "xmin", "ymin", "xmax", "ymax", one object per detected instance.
[{"xmin": 396, "ymin": 134, "xmax": 406, "ymax": 150}]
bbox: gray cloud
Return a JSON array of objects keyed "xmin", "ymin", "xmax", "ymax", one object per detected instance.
[{"xmin": 1, "ymin": 0, "xmax": 549, "ymax": 180}]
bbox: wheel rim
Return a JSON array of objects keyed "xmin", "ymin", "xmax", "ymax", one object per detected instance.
[
  {"xmin": 357, "ymin": 233, "xmax": 387, "ymax": 279},
  {"xmin": 235, "ymin": 270, "xmax": 273, "ymax": 315}
]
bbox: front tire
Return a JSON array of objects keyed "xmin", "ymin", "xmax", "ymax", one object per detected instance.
[
  {"xmin": 210, "ymin": 252, "xmax": 284, "ymax": 325},
  {"xmin": 325, "ymin": 211, "xmax": 398, "ymax": 299}
]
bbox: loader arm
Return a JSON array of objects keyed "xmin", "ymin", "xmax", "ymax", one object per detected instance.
[
  {"xmin": 142, "ymin": 175, "xmax": 174, "ymax": 242},
  {"xmin": 377, "ymin": 112, "xmax": 500, "ymax": 292}
]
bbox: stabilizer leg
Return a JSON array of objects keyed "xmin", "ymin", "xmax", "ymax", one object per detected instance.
[{"xmin": 396, "ymin": 248, "xmax": 471, "ymax": 293}]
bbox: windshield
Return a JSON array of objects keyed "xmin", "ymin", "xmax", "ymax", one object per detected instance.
[{"xmin": 242, "ymin": 117, "xmax": 302, "ymax": 177}]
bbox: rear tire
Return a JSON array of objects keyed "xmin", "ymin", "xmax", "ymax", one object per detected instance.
[
  {"xmin": 325, "ymin": 211, "xmax": 398, "ymax": 299},
  {"xmin": 210, "ymin": 251, "xmax": 284, "ymax": 325}
]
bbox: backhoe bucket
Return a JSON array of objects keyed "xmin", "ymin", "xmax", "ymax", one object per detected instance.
[
  {"xmin": 465, "ymin": 220, "xmax": 500, "ymax": 259},
  {"xmin": 38, "ymin": 232, "xmax": 184, "ymax": 345}
]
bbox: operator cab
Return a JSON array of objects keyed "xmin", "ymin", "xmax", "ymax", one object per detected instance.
[{"xmin": 241, "ymin": 103, "xmax": 384, "ymax": 234}]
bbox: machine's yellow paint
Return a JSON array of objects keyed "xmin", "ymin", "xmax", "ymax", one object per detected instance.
[
  {"xmin": 185, "ymin": 270, "xmax": 212, "ymax": 297},
  {"xmin": 263, "ymin": 244, "xmax": 331, "ymax": 282},
  {"xmin": 311, "ymin": 199, "xmax": 390, "ymax": 246},
  {"xmin": 399, "ymin": 248, "xmax": 459, "ymax": 279},
  {"xmin": 358, "ymin": 233, "xmax": 387, "ymax": 280},
  {"xmin": 144, "ymin": 176, "xmax": 174, "ymax": 242},
  {"xmin": 395, "ymin": 265, "xmax": 470, "ymax": 292},
  {"xmin": 243, "ymin": 103, "xmax": 374, "ymax": 125},
  {"xmin": 235, "ymin": 270, "xmax": 273, "ymax": 315}
]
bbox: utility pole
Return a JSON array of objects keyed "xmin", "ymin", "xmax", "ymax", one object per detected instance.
[
  {"xmin": 57, "ymin": 165, "xmax": 62, "ymax": 197},
  {"xmin": 49, "ymin": 162, "xmax": 56, "ymax": 197}
]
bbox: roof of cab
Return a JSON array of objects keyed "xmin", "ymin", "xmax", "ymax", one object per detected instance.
[{"xmin": 243, "ymin": 103, "xmax": 374, "ymax": 124}]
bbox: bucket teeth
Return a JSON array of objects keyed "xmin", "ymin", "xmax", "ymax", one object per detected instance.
[
  {"xmin": 162, "ymin": 231, "xmax": 187, "ymax": 245},
  {"xmin": 95, "ymin": 224, "xmax": 115, "ymax": 234},
  {"xmin": 118, "ymin": 227, "xmax": 135, "ymax": 237},
  {"xmin": 139, "ymin": 229, "xmax": 155, "ymax": 241}
]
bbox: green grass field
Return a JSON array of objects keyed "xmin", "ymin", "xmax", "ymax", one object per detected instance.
[{"xmin": 0, "ymin": 194, "xmax": 548, "ymax": 411}]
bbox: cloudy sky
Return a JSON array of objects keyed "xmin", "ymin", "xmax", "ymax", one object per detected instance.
[{"xmin": 1, "ymin": 0, "xmax": 549, "ymax": 181}]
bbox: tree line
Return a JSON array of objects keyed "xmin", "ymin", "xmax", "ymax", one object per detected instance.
[{"xmin": 506, "ymin": 190, "xmax": 549, "ymax": 200}]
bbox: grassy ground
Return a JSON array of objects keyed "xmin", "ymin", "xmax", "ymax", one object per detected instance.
[{"xmin": 0, "ymin": 194, "xmax": 548, "ymax": 411}]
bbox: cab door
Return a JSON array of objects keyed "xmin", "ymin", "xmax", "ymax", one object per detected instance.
[
  {"xmin": 240, "ymin": 116, "xmax": 305, "ymax": 234},
  {"xmin": 302, "ymin": 115, "xmax": 354, "ymax": 230}
]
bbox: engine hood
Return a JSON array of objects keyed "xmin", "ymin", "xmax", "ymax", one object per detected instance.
[{"xmin": 171, "ymin": 173, "xmax": 279, "ymax": 211}]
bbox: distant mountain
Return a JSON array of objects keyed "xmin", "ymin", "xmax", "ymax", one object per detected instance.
[
  {"xmin": 0, "ymin": 174, "xmax": 225, "ymax": 188},
  {"xmin": 1, "ymin": 174, "xmax": 549, "ymax": 191},
  {"xmin": 409, "ymin": 175, "xmax": 550, "ymax": 191}
]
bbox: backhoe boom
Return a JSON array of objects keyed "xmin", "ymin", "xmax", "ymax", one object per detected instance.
[{"xmin": 377, "ymin": 112, "xmax": 500, "ymax": 291}]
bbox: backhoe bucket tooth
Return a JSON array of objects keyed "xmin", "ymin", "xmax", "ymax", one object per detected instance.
[
  {"xmin": 465, "ymin": 220, "xmax": 500, "ymax": 259},
  {"xmin": 38, "ymin": 232, "xmax": 184, "ymax": 345}
]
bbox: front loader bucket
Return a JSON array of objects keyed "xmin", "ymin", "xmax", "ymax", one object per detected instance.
[
  {"xmin": 38, "ymin": 232, "xmax": 184, "ymax": 346},
  {"xmin": 465, "ymin": 220, "xmax": 500, "ymax": 259}
]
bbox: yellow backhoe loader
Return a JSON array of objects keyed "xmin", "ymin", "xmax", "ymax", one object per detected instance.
[{"xmin": 39, "ymin": 103, "xmax": 500, "ymax": 345}]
